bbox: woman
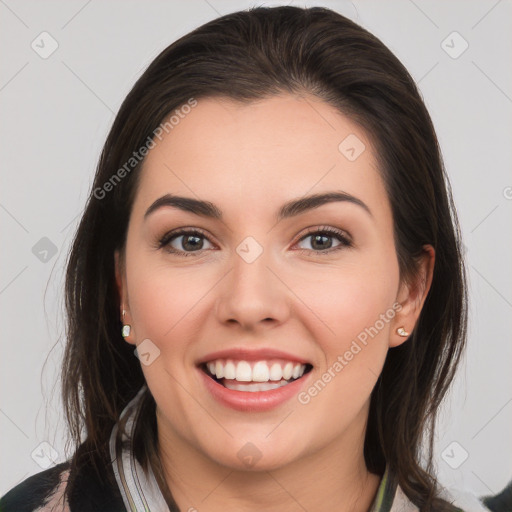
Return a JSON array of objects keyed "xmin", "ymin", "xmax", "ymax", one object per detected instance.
[{"xmin": 1, "ymin": 5, "xmax": 471, "ymax": 511}]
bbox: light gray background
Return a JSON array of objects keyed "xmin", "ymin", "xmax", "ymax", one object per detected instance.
[{"xmin": 1, "ymin": 0, "xmax": 511, "ymax": 502}]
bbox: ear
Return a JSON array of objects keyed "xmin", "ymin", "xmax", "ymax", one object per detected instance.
[
  {"xmin": 390, "ymin": 244, "xmax": 435, "ymax": 348},
  {"xmin": 115, "ymin": 249, "xmax": 136, "ymax": 345}
]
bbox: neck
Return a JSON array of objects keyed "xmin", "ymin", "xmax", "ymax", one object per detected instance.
[{"xmin": 155, "ymin": 408, "xmax": 381, "ymax": 512}]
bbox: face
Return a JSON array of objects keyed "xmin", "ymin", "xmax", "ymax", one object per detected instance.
[{"xmin": 116, "ymin": 94, "xmax": 432, "ymax": 473}]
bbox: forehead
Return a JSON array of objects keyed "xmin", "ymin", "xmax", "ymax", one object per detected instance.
[{"xmin": 133, "ymin": 94, "xmax": 389, "ymax": 219}]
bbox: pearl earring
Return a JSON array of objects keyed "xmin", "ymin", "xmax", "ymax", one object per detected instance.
[
  {"xmin": 396, "ymin": 327, "xmax": 409, "ymax": 337},
  {"xmin": 121, "ymin": 309, "xmax": 131, "ymax": 339}
]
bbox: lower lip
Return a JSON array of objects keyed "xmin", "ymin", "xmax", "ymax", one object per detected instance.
[{"xmin": 197, "ymin": 366, "xmax": 312, "ymax": 412}]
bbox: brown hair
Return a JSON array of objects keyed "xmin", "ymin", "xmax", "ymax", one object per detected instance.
[{"xmin": 62, "ymin": 6, "xmax": 467, "ymax": 510}]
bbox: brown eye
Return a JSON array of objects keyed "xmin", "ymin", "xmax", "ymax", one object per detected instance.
[
  {"xmin": 295, "ymin": 227, "xmax": 352, "ymax": 253},
  {"xmin": 159, "ymin": 229, "xmax": 215, "ymax": 256}
]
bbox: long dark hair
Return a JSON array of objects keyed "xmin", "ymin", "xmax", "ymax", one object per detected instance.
[{"xmin": 62, "ymin": 6, "xmax": 467, "ymax": 510}]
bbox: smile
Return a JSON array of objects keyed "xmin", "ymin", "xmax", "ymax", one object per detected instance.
[{"xmin": 200, "ymin": 358, "xmax": 313, "ymax": 392}]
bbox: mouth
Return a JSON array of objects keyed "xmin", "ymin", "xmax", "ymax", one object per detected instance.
[{"xmin": 199, "ymin": 358, "xmax": 314, "ymax": 392}]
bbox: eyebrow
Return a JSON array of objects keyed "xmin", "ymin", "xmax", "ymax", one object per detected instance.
[{"xmin": 144, "ymin": 191, "xmax": 372, "ymax": 222}]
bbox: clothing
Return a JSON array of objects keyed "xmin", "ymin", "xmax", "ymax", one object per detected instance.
[{"xmin": 0, "ymin": 385, "xmax": 472, "ymax": 512}]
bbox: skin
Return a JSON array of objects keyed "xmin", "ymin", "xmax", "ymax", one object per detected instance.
[{"xmin": 115, "ymin": 93, "xmax": 434, "ymax": 512}]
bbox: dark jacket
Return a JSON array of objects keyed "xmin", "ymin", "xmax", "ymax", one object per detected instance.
[{"xmin": 0, "ymin": 458, "xmax": 126, "ymax": 512}]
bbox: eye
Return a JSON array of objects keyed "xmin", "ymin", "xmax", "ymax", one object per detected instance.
[
  {"xmin": 294, "ymin": 226, "xmax": 352, "ymax": 253},
  {"xmin": 158, "ymin": 228, "xmax": 215, "ymax": 256},
  {"xmin": 157, "ymin": 225, "xmax": 352, "ymax": 257}
]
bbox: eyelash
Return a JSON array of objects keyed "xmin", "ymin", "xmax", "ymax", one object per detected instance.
[{"xmin": 157, "ymin": 226, "xmax": 353, "ymax": 257}]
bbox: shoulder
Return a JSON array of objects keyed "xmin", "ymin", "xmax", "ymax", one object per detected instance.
[
  {"xmin": 0, "ymin": 455, "xmax": 125, "ymax": 512},
  {"xmin": 373, "ymin": 467, "xmax": 489, "ymax": 512},
  {"xmin": 439, "ymin": 485, "xmax": 494, "ymax": 512},
  {"xmin": 0, "ymin": 462, "xmax": 70, "ymax": 512},
  {"xmin": 393, "ymin": 482, "xmax": 493, "ymax": 512}
]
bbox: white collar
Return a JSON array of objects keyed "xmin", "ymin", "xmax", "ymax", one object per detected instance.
[
  {"xmin": 109, "ymin": 385, "xmax": 170, "ymax": 512},
  {"xmin": 110, "ymin": 386, "xmax": 478, "ymax": 512}
]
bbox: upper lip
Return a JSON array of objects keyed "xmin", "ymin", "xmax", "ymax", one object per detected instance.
[{"xmin": 196, "ymin": 347, "xmax": 312, "ymax": 366}]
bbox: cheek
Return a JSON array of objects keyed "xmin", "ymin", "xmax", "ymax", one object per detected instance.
[
  {"xmin": 127, "ymin": 262, "xmax": 208, "ymax": 341},
  {"xmin": 125, "ymin": 261, "xmax": 212, "ymax": 405},
  {"xmin": 296, "ymin": 254, "xmax": 400, "ymax": 347},
  {"xmin": 296, "ymin": 262, "xmax": 399, "ymax": 421}
]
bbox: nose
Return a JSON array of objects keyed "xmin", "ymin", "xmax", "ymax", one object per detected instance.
[{"xmin": 215, "ymin": 245, "xmax": 291, "ymax": 331}]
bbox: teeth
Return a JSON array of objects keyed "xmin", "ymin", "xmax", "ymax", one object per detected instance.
[
  {"xmin": 215, "ymin": 360, "xmax": 224, "ymax": 379},
  {"xmin": 204, "ymin": 359, "xmax": 307, "ymax": 383},
  {"xmin": 283, "ymin": 362, "xmax": 293, "ymax": 380},
  {"xmin": 252, "ymin": 361, "xmax": 269, "ymax": 382},
  {"xmin": 269, "ymin": 363, "xmax": 282, "ymax": 381},
  {"xmin": 223, "ymin": 379, "xmax": 290, "ymax": 392},
  {"xmin": 224, "ymin": 360, "xmax": 236, "ymax": 380},
  {"xmin": 236, "ymin": 361, "xmax": 252, "ymax": 382}
]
